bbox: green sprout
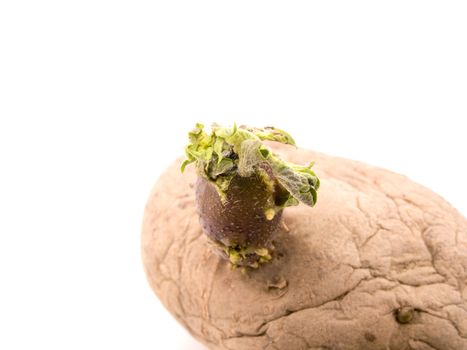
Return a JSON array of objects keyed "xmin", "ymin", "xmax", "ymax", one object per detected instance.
[{"xmin": 182, "ymin": 123, "xmax": 320, "ymax": 268}]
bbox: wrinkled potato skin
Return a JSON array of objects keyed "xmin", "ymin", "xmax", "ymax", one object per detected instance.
[{"xmin": 142, "ymin": 143, "xmax": 467, "ymax": 350}]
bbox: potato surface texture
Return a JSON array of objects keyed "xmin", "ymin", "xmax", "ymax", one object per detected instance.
[{"xmin": 142, "ymin": 143, "xmax": 467, "ymax": 350}]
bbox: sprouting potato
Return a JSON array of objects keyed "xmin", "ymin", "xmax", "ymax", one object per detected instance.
[
  {"xmin": 142, "ymin": 124, "xmax": 467, "ymax": 350},
  {"xmin": 184, "ymin": 124, "xmax": 319, "ymax": 267}
]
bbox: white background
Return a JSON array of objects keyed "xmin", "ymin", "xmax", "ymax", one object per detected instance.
[{"xmin": 1, "ymin": 1, "xmax": 466, "ymax": 349}]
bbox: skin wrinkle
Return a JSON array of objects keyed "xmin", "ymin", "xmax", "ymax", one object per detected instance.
[
  {"xmin": 417, "ymin": 309, "xmax": 465, "ymax": 338},
  {"xmin": 225, "ymin": 275, "xmax": 372, "ymax": 342},
  {"xmin": 409, "ymin": 339, "xmax": 439, "ymax": 350},
  {"xmin": 420, "ymin": 225, "xmax": 466, "ymax": 292},
  {"xmin": 176, "ymin": 282, "xmax": 229, "ymax": 342},
  {"xmin": 356, "ymin": 190, "xmax": 436, "ymax": 287},
  {"xmin": 282, "ymin": 330, "xmax": 311, "ymax": 349},
  {"xmin": 149, "ymin": 206, "xmax": 177, "ymax": 269},
  {"xmin": 355, "ymin": 168, "xmax": 464, "ymax": 295},
  {"xmin": 359, "ymin": 224, "xmax": 384, "ymax": 250},
  {"xmin": 205, "ymin": 259, "xmax": 222, "ymax": 322},
  {"xmin": 142, "ymin": 143, "xmax": 467, "ymax": 350}
]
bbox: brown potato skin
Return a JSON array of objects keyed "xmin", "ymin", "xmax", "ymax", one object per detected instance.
[
  {"xmin": 142, "ymin": 143, "xmax": 467, "ymax": 350},
  {"xmin": 196, "ymin": 174, "xmax": 282, "ymax": 250}
]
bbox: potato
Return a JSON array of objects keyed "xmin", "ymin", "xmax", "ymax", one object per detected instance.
[{"xmin": 142, "ymin": 142, "xmax": 467, "ymax": 350}]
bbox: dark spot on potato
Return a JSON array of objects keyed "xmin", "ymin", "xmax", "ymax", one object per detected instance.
[
  {"xmin": 364, "ymin": 332, "xmax": 376, "ymax": 342},
  {"xmin": 395, "ymin": 306, "xmax": 414, "ymax": 324}
]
